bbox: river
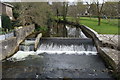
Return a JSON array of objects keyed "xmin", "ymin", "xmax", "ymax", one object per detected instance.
[{"xmin": 2, "ymin": 24, "xmax": 114, "ymax": 79}]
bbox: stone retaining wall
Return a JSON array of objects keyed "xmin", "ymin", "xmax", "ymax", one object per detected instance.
[
  {"xmin": 79, "ymin": 25, "xmax": 120, "ymax": 78},
  {"xmin": 80, "ymin": 25, "xmax": 119, "ymax": 70},
  {"xmin": 0, "ymin": 37, "xmax": 17, "ymax": 60},
  {"xmin": 80, "ymin": 25, "xmax": 102, "ymax": 49},
  {"xmin": 15, "ymin": 24, "xmax": 35, "ymax": 44},
  {"xmin": 0, "ymin": 24, "xmax": 35, "ymax": 60}
]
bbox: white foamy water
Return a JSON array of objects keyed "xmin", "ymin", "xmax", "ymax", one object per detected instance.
[
  {"xmin": 8, "ymin": 43, "xmax": 97, "ymax": 61},
  {"xmin": 36, "ymin": 50, "xmax": 97, "ymax": 55},
  {"xmin": 38, "ymin": 43, "xmax": 96, "ymax": 51},
  {"xmin": 36, "ymin": 43, "xmax": 97, "ymax": 55},
  {"xmin": 8, "ymin": 50, "xmax": 97, "ymax": 62},
  {"xmin": 8, "ymin": 51, "xmax": 36, "ymax": 61}
]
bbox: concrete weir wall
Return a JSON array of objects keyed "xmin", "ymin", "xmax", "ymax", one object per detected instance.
[
  {"xmin": 80, "ymin": 25, "xmax": 119, "ymax": 73},
  {"xmin": 0, "ymin": 24, "xmax": 35, "ymax": 60},
  {"xmin": 80, "ymin": 25, "xmax": 101, "ymax": 48},
  {"xmin": 34, "ymin": 33, "xmax": 42, "ymax": 50}
]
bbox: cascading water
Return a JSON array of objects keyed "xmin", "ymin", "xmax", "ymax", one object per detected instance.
[
  {"xmin": 19, "ymin": 39, "xmax": 35, "ymax": 51},
  {"xmin": 8, "ymin": 39, "xmax": 36, "ymax": 61},
  {"xmin": 2, "ymin": 25, "xmax": 114, "ymax": 79},
  {"xmin": 36, "ymin": 38, "xmax": 97, "ymax": 55}
]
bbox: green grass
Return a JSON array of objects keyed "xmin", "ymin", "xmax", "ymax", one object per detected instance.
[
  {"xmin": 80, "ymin": 17, "xmax": 119, "ymax": 34},
  {"xmin": 66, "ymin": 17, "xmax": 119, "ymax": 34}
]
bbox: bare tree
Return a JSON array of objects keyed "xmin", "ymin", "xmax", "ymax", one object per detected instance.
[
  {"xmin": 68, "ymin": 2, "xmax": 87, "ymax": 24},
  {"xmin": 68, "ymin": 4, "xmax": 79, "ymax": 23},
  {"xmin": 52, "ymin": 2, "xmax": 62, "ymax": 18},
  {"xmin": 62, "ymin": 2, "xmax": 69, "ymax": 37},
  {"xmin": 86, "ymin": 0, "xmax": 105, "ymax": 26},
  {"xmin": 86, "ymin": 1, "xmax": 92, "ymax": 19},
  {"xmin": 62, "ymin": 2, "xmax": 68, "ymax": 21},
  {"xmin": 102, "ymin": 2, "xmax": 119, "ymax": 21},
  {"xmin": 96, "ymin": 0, "xmax": 105, "ymax": 26}
]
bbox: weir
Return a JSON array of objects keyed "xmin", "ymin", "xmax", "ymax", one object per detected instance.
[
  {"xmin": 37, "ymin": 38, "xmax": 97, "ymax": 55},
  {"xmin": 2, "ymin": 24, "xmax": 115, "ymax": 79}
]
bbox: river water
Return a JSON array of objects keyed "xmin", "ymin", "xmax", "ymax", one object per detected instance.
[{"xmin": 2, "ymin": 24, "xmax": 114, "ymax": 79}]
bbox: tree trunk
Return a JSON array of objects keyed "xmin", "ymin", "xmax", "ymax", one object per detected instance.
[
  {"xmin": 57, "ymin": 9, "xmax": 59, "ymax": 18},
  {"xmin": 98, "ymin": 16, "xmax": 101, "ymax": 26},
  {"xmin": 88, "ymin": 11, "xmax": 91, "ymax": 20},
  {"xmin": 90, "ymin": 13, "xmax": 91, "ymax": 20},
  {"xmin": 56, "ymin": 22, "xmax": 59, "ymax": 34},
  {"xmin": 63, "ymin": 24, "xmax": 67, "ymax": 37},
  {"xmin": 75, "ymin": 27, "xmax": 80, "ymax": 37},
  {"xmin": 62, "ymin": 2, "xmax": 68, "ymax": 21},
  {"xmin": 47, "ymin": 25, "xmax": 50, "ymax": 37}
]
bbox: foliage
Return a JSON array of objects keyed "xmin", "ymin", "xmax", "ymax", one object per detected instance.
[
  {"xmin": 1, "ymin": 15, "xmax": 13, "ymax": 32},
  {"xmin": 12, "ymin": 3, "xmax": 21, "ymax": 19},
  {"xmin": 102, "ymin": 2, "xmax": 119, "ymax": 17},
  {"xmin": 0, "ymin": 28, "xmax": 6, "ymax": 35},
  {"xmin": 11, "ymin": 2, "xmax": 52, "ymax": 27},
  {"xmin": 10, "ymin": 2, "xmax": 119, "ymax": 34},
  {"xmin": 35, "ymin": 25, "xmax": 48, "ymax": 32}
]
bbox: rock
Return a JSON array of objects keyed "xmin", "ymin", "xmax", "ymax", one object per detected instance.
[{"xmin": 93, "ymin": 69, "xmax": 97, "ymax": 72}]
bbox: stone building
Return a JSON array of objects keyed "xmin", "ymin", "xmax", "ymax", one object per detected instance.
[{"xmin": 0, "ymin": 2, "xmax": 14, "ymax": 28}]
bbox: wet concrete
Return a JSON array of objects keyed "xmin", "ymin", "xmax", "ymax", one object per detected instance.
[
  {"xmin": 40, "ymin": 38, "xmax": 93, "ymax": 45},
  {"xmin": 2, "ymin": 53, "xmax": 114, "ymax": 79}
]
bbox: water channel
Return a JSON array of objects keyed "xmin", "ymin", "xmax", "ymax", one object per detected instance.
[{"xmin": 2, "ymin": 24, "xmax": 114, "ymax": 79}]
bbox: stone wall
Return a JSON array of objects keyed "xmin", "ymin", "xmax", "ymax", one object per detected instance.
[
  {"xmin": 0, "ymin": 37, "xmax": 17, "ymax": 60},
  {"xmin": 0, "ymin": 24, "xmax": 35, "ymax": 60},
  {"xmin": 80, "ymin": 25, "xmax": 102, "ymax": 49},
  {"xmin": 80, "ymin": 25, "xmax": 119, "ymax": 77},
  {"xmin": 14, "ymin": 24, "xmax": 35, "ymax": 44}
]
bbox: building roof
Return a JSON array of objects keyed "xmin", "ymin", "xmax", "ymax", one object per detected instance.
[{"xmin": 2, "ymin": 2, "xmax": 14, "ymax": 8}]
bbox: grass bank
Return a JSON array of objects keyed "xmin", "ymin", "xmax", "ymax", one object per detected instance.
[{"xmin": 64, "ymin": 17, "xmax": 119, "ymax": 34}]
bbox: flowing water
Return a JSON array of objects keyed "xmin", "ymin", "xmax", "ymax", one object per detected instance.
[{"xmin": 2, "ymin": 24, "xmax": 114, "ymax": 79}]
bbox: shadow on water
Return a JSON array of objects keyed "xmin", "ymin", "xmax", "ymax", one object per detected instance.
[{"xmin": 2, "ymin": 22, "xmax": 115, "ymax": 79}]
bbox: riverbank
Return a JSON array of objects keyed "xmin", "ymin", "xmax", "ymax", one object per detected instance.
[{"xmin": 58, "ymin": 17, "xmax": 119, "ymax": 34}]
